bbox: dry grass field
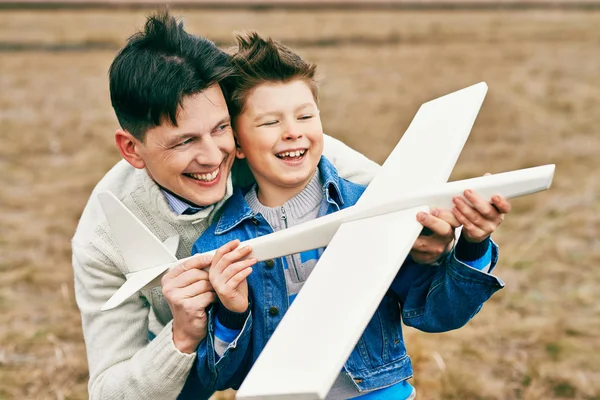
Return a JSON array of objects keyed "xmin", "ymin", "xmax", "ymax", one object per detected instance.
[{"xmin": 1, "ymin": 7, "xmax": 599, "ymax": 400}]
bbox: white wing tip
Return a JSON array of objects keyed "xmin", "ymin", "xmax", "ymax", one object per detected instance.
[{"xmin": 544, "ymin": 164, "xmax": 556, "ymax": 189}]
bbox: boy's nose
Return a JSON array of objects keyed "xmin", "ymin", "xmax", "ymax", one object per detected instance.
[{"xmin": 282, "ymin": 122, "xmax": 303, "ymax": 141}]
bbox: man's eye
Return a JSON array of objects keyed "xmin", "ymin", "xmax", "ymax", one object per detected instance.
[
  {"xmin": 217, "ymin": 123, "xmax": 230, "ymax": 131},
  {"xmin": 174, "ymin": 138, "xmax": 193, "ymax": 148}
]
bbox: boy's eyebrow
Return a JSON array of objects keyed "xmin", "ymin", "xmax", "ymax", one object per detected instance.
[{"xmin": 253, "ymin": 103, "xmax": 316, "ymax": 122}]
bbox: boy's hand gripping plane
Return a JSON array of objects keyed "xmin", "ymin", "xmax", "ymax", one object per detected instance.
[{"xmin": 98, "ymin": 82, "xmax": 554, "ymax": 399}]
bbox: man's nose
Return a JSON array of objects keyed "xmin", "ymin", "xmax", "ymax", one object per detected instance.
[
  {"xmin": 195, "ymin": 138, "xmax": 222, "ymax": 166},
  {"xmin": 282, "ymin": 121, "xmax": 303, "ymax": 141}
]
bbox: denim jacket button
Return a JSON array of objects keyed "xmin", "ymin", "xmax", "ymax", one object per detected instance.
[
  {"xmin": 268, "ymin": 306, "xmax": 279, "ymax": 316},
  {"xmin": 265, "ymin": 259, "xmax": 275, "ymax": 268}
]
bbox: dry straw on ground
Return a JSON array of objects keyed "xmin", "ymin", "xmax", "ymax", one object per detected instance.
[{"xmin": 0, "ymin": 8, "xmax": 599, "ymax": 400}]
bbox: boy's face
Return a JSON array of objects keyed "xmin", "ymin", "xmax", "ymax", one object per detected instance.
[
  {"xmin": 235, "ymin": 80, "xmax": 323, "ymax": 196},
  {"xmin": 132, "ymin": 85, "xmax": 236, "ymax": 207}
]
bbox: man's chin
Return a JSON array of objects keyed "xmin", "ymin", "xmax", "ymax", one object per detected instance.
[{"xmin": 187, "ymin": 187, "xmax": 227, "ymax": 208}]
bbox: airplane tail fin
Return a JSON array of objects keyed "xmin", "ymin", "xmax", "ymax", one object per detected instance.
[{"xmin": 97, "ymin": 191, "xmax": 179, "ymax": 310}]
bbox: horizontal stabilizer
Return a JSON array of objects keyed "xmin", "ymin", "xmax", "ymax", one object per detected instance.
[{"xmin": 98, "ymin": 191, "xmax": 177, "ymax": 272}]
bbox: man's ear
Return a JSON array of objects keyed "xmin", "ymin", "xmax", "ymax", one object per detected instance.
[{"xmin": 115, "ymin": 129, "xmax": 146, "ymax": 169}]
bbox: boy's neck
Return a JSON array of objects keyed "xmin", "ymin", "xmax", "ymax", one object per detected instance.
[{"xmin": 256, "ymin": 170, "xmax": 318, "ymax": 208}]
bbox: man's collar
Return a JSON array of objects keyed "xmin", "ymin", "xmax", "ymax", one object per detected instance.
[{"xmin": 161, "ymin": 189, "xmax": 207, "ymax": 215}]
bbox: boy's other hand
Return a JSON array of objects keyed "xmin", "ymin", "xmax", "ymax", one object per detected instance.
[
  {"xmin": 209, "ymin": 240, "xmax": 257, "ymax": 314},
  {"xmin": 161, "ymin": 254, "xmax": 216, "ymax": 354},
  {"xmin": 452, "ymin": 186, "xmax": 511, "ymax": 243},
  {"xmin": 411, "ymin": 208, "xmax": 459, "ymax": 264}
]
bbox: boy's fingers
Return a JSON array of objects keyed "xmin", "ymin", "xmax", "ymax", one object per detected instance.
[
  {"xmin": 417, "ymin": 212, "xmax": 454, "ymax": 238},
  {"xmin": 453, "ymin": 196, "xmax": 485, "ymax": 226},
  {"xmin": 212, "ymin": 240, "xmax": 241, "ymax": 274},
  {"xmin": 220, "ymin": 245, "xmax": 253, "ymax": 267},
  {"xmin": 491, "ymin": 195, "xmax": 511, "ymax": 214},
  {"xmin": 225, "ymin": 267, "xmax": 253, "ymax": 292},
  {"xmin": 453, "ymin": 207, "xmax": 486, "ymax": 240},
  {"xmin": 461, "ymin": 190, "xmax": 497, "ymax": 220},
  {"xmin": 222, "ymin": 258, "xmax": 257, "ymax": 284},
  {"xmin": 431, "ymin": 208, "xmax": 460, "ymax": 229}
]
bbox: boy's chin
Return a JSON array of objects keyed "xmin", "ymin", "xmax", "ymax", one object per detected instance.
[{"xmin": 277, "ymin": 173, "xmax": 314, "ymax": 188}]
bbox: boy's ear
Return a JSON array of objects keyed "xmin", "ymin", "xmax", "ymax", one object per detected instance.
[
  {"xmin": 233, "ymin": 133, "xmax": 246, "ymax": 159},
  {"xmin": 115, "ymin": 129, "xmax": 146, "ymax": 169},
  {"xmin": 235, "ymin": 146, "xmax": 246, "ymax": 160}
]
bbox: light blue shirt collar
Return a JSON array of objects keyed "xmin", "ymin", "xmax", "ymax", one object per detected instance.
[{"xmin": 161, "ymin": 189, "xmax": 206, "ymax": 215}]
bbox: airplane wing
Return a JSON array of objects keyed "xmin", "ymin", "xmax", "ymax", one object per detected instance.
[{"xmin": 236, "ymin": 82, "xmax": 489, "ymax": 399}]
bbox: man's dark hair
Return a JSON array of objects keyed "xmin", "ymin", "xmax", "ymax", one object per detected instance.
[
  {"xmin": 109, "ymin": 10, "xmax": 233, "ymax": 141},
  {"xmin": 226, "ymin": 31, "xmax": 318, "ymax": 124}
]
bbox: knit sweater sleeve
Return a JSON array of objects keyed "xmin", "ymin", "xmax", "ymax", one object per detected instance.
[
  {"xmin": 322, "ymin": 134, "xmax": 380, "ymax": 185},
  {"xmin": 72, "ymin": 242, "xmax": 198, "ymax": 400}
]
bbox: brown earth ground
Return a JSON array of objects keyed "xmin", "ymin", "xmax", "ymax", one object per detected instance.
[{"xmin": 1, "ymin": 8, "xmax": 599, "ymax": 400}]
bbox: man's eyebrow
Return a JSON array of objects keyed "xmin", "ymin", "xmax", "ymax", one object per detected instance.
[
  {"xmin": 211, "ymin": 116, "xmax": 231, "ymax": 131},
  {"xmin": 164, "ymin": 116, "xmax": 231, "ymax": 147},
  {"xmin": 164, "ymin": 133, "xmax": 194, "ymax": 147}
]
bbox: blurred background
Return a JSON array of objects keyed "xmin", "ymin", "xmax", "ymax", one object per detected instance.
[{"xmin": 1, "ymin": 1, "xmax": 599, "ymax": 399}]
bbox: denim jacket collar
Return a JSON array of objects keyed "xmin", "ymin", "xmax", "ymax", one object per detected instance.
[{"xmin": 215, "ymin": 156, "xmax": 343, "ymax": 235}]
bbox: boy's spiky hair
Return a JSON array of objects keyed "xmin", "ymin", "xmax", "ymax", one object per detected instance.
[{"xmin": 226, "ymin": 32, "xmax": 318, "ymax": 122}]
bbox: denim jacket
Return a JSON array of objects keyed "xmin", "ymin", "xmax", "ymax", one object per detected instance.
[{"xmin": 190, "ymin": 157, "xmax": 504, "ymax": 394}]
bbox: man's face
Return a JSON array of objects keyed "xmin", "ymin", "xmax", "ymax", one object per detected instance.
[
  {"xmin": 234, "ymin": 80, "xmax": 324, "ymax": 200},
  {"xmin": 135, "ymin": 85, "xmax": 236, "ymax": 207}
]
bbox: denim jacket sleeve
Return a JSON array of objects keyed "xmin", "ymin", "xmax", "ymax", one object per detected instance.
[
  {"xmin": 193, "ymin": 305, "xmax": 253, "ymax": 391},
  {"xmin": 390, "ymin": 241, "xmax": 504, "ymax": 333}
]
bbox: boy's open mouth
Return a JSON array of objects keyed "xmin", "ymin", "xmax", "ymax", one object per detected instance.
[{"xmin": 275, "ymin": 149, "xmax": 307, "ymax": 160}]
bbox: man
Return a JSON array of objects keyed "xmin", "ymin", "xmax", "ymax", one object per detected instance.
[{"xmin": 72, "ymin": 11, "xmax": 493, "ymax": 400}]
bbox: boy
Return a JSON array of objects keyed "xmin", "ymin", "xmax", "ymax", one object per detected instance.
[{"xmin": 190, "ymin": 32, "xmax": 507, "ymax": 399}]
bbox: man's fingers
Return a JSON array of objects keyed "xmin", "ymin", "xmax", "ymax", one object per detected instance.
[
  {"xmin": 417, "ymin": 212, "xmax": 454, "ymax": 238},
  {"xmin": 189, "ymin": 291, "xmax": 218, "ymax": 309},
  {"xmin": 171, "ymin": 268, "xmax": 209, "ymax": 289},
  {"xmin": 176, "ymin": 279, "xmax": 214, "ymax": 300},
  {"xmin": 163, "ymin": 253, "xmax": 212, "ymax": 281}
]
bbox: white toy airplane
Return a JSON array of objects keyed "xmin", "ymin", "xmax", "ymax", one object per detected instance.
[{"xmin": 98, "ymin": 82, "xmax": 554, "ymax": 399}]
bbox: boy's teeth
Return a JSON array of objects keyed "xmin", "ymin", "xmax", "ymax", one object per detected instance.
[{"xmin": 278, "ymin": 149, "xmax": 306, "ymax": 158}]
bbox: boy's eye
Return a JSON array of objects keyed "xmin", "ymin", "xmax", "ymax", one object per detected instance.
[
  {"xmin": 260, "ymin": 120, "xmax": 279, "ymax": 127},
  {"xmin": 299, "ymin": 114, "xmax": 313, "ymax": 120}
]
